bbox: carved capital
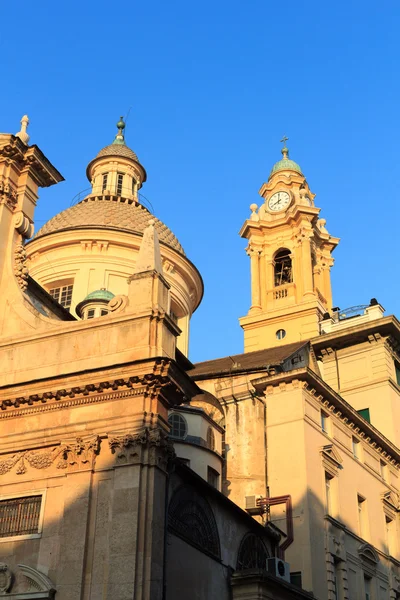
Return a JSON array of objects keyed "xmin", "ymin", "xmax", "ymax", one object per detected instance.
[{"xmin": 109, "ymin": 427, "xmax": 175, "ymax": 469}]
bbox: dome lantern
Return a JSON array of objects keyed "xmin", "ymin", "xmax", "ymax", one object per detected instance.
[
  {"xmin": 269, "ymin": 136, "xmax": 303, "ymax": 179},
  {"xmin": 86, "ymin": 116, "xmax": 147, "ymax": 202}
]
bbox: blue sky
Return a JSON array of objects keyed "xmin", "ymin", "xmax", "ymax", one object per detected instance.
[{"xmin": 1, "ymin": 1, "xmax": 399, "ymax": 362}]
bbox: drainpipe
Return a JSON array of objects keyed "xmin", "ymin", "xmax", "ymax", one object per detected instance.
[{"xmin": 257, "ymin": 494, "xmax": 294, "ymax": 560}]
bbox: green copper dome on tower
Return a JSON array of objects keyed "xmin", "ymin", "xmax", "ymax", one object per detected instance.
[
  {"xmin": 83, "ymin": 289, "xmax": 115, "ymax": 302},
  {"xmin": 269, "ymin": 138, "xmax": 303, "ymax": 179}
]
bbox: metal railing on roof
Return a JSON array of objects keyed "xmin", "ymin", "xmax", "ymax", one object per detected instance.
[{"xmin": 69, "ymin": 187, "xmax": 154, "ymax": 213}]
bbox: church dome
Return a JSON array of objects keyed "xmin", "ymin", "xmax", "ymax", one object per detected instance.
[
  {"xmin": 269, "ymin": 143, "xmax": 303, "ymax": 178},
  {"xmin": 33, "ymin": 199, "xmax": 186, "ymax": 255},
  {"xmin": 83, "ymin": 289, "xmax": 115, "ymax": 302},
  {"xmin": 95, "ymin": 144, "xmax": 139, "ymax": 162},
  {"xmin": 270, "ymin": 157, "xmax": 303, "ymax": 177}
]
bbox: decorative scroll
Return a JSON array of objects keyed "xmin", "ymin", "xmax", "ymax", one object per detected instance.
[{"xmin": 0, "ymin": 436, "xmax": 100, "ymax": 476}]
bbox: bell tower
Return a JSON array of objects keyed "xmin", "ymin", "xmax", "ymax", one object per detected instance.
[{"xmin": 239, "ymin": 139, "xmax": 339, "ymax": 351}]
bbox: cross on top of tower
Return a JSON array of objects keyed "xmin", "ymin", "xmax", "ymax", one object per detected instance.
[{"xmin": 280, "ymin": 135, "xmax": 289, "ymax": 159}]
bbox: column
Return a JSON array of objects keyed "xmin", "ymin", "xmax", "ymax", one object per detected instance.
[
  {"xmin": 247, "ymin": 246, "xmax": 261, "ymax": 312},
  {"xmin": 301, "ymin": 234, "xmax": 315, "ymax": 298}
]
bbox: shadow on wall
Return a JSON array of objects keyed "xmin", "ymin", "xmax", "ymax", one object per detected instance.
[{"xmin": 1, "ymin": 446, "xmax": 398, "ymax": 600}]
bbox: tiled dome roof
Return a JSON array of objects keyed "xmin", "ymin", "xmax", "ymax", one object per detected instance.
[
  {"xmin": 96, "ymin": 144, "xmax": 139, "ymax": 162},
  {"xmin": 34, "ymin": 199, "xmax": 185, "ymax": 255}
]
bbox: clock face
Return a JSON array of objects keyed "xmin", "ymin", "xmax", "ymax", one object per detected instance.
[{"xmin": 268, "ymin": 191, "xmax": 291, "ymax": 212}]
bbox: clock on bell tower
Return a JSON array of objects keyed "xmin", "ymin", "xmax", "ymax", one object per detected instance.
[{"xmin": 239, "ymin": 139, "xmax": 339, "ymax": 351}]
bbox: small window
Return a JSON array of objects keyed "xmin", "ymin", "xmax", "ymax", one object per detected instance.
[
  {"xmin": 132, "ymin": 177, "xmax": 137, "ymax": 194},
  {"xmin": 168, "ymin": 413, "xmax": 187, "ymax": 439},
  {"xmin": 290, "ymin": 572, "xmax": 302, "ymax": 588},
  {"xmin": 207, "ymin": 466, "xmax": 219, "ymax": 488},
  {"xmin": 207, "ymin": 427, "xmax": 215, "ymax": 451},
  {"xmin": 380, "ymin": 460, "xmax": 387, "ymax": 480},
  {"xmin": 100, "ymin": 309, "xmax": 108, "ymax": 316},
  {"xmin": 385, "ymin": 515, "xmax": 395, "ymax": 556},
  {"xmin": 357, "ymin": 408, "xmax": 370, "ymax": 423},
  {"xmin": 117, "ymin": 173, "xmax": 124, "ymax": 195},
  {"xmin": 321, "ymin": 411, "xmax": 329, "ymax": 434},
  {"xmin": 49, "ymin": 284, "xmax": 73, "ymax": 310},
  {"xmin": 102, "ymin": 173, "xmax": 108, "ymax": 192},
  {"xmin": 0, "ymin": 495, "xmax": 42, "ymax": 538},
  {"xmin": 276, "ymin": 329, "xmax": 286, "ymax": 340},
  {"xmin": 86, "ymin": 309, "xmax": 96, "ymax": 319},
  {"xmin": 352, "ymin": 437, "xmax": 360, "ymax": 459}
]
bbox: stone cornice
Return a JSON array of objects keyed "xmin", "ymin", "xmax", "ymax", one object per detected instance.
[
  {"xmin": 0, "ymin": 358, "xmax": 200, "ymax": 417},
  {"xmin": 251, "ymin": 367, "xmax": 400, "ymax": 468}
]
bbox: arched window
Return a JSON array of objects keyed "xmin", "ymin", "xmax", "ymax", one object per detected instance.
[
  {"xmin": 168, "ymin": 413, "xmax": 187, "ymax": 439},
  {"xmin": 274, "ymin": 249, "xmax": 292, "ymax": 286},
  {"xmin": 236, "ymin": 532, "xmax": 270, "ymax": 571},
  {"xmin": 207, "ymin": 427, "xmax": 215, "ymax": 451},
  {"xmin": 168, "ymin": 485, "xmax": 221, "ymax": 558}
]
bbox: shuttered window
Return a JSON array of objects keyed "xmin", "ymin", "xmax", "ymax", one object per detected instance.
[{"xmin": 0, "ymin": 495, "xmax": 42, "ymax": 538}]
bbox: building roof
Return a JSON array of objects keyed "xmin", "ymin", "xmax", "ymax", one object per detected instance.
[
  {"xmin": 95, "ymin": 143, "xmax": 139, "ymax": 162},
  {"xmin": 270, "ymin": 157, "xmax": 303, "ymax": 177},
  {"xmin": 83, "ymin": 289, "xmax": 115, "ymax": 302},
  {"xmin": 189, "ymin": 341, "xmax": 308, "ymax": 379},
  {"xmin": 33, "ymin": 199, "xmax": 186, "ymax": 255}
]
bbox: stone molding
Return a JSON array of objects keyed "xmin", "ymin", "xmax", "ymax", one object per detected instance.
[
  {"xmin": 0, "ymin": 364, "xmax": 177, "ymax": 416},
  {"xmin": 0, "ymin": 435, "xmax": 100, "ymax": 476},
  {"xmin": 109, "ymin": 427, "xmax": 175, "ymax": 469},
  {"xmin": 0, "ymin": 563, "xmax": 55, "ymax": 598}
]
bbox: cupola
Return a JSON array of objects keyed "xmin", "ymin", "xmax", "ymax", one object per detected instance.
[
  {"xmin": 269, "ymin": 137, "xmax": 303, "ymax": 179},
  {"xmin": 75, "ymin": 288, "xmax": 115, "ymax": 319},
  {"xmin": 85, "ymin": 117, "xmax": 147, "ymax": 202}
]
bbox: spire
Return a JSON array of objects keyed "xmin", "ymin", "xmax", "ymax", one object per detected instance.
[
  {"xmin": 134, "ymin": 219, "xmax": 163, "ymax": 275},
  {"xmin": 280, "ymin": 135, "xmax": 289, "ymax": 159},
  {"xmin": 113, "ymin": 116, "xmax": 126, "ymax": 146},
  {"xmin": 15, "ymin": 115, "xmax": 30, "ymax": 145}
]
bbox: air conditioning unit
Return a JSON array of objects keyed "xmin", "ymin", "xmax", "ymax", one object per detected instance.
[{"xmin": 266, "ymin": 557, "xmax": 290, "ymax": 583}]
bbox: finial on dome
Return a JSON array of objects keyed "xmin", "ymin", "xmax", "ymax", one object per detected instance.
[
  {"xmin": 280, "ymin": 135, "xmax": 289, "ymax": 159},
  {"xmin": 113, "ymin": 116, "xmax": 126, "ymax": 146},
  {"xmin": 15, "ymin": 115, "xmax": 30, "ymax": 145}
]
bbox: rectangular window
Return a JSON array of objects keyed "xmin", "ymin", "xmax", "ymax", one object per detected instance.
[
  {"xmin": 357, "ymin": 408, "xmax": 371, "ymax": 423},
  {"xmin": 207, "ymin": 466, "xmax": 219, "ymax": 489},
  {"xmin": 0, "ymin": 495, "xmax": 42, "ymax": 538},
  {"xmin": 334, "ymin": 561, "xmax": 341, "ymax": 600},
  {"xmin": 385, "ymin": 515, "xmax": 396, "ymax": 557},
  {"xmin": 100, "ymin": 309, "xmax": 108, "ymax": 316},
  {"xmin": 86, "ymin": 309, "xmax": 96, "ymax": 319},
  {"xmin": 325, "ymin": 472, "xmax": 333, "ymax": 515},
  {"xmin": 396, "ymin": 362, "xmax": 400, "ymax": 386},
  {"xmin": 102, "ymin": 172, "xmax": 108, "ymax": 192},
  {"xmin": 321, "ymin": 411, "xmax": 329, "ymax": 434},
  {"xmin": 290, "ymin": 572, "xmax": 302, "ymax": 588},
  {"xmin": 117, "ymin": 173, "xmax": 124, "ymax": 195},
  {"xmin": 352, "ymin": 437, "xmax": 360, "ymax": 460},
  {"xmin": 49, "ymin": 284, "xmax": 73, "ymax": 310},
  {"xmin": 357, "ymin": 495, "xmax": 367, "ymax": 538},
  {"xmin": 132, "ymin": 177, "xmax": 136, "ymax": 194},
  {"xmin": 364, "ymin": 575, "xmax": 371, "ymax": 600}
]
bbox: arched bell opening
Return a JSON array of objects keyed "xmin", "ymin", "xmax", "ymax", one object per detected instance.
[{"xmin": 273, "ymin": 248, "xmax": 293, "ymax": 287}]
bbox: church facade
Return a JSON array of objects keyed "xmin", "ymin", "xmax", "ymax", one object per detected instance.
[{"xmin": 0, "ymin": 116, "xmax": 399, "ymax": 600}]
